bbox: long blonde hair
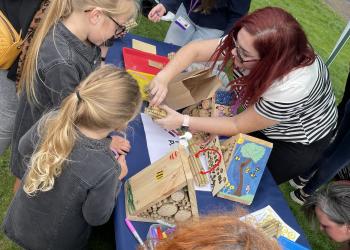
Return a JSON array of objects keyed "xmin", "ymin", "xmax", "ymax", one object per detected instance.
[
  {"xmin": 19, "ymin": 0, "xmax": 139, "ymax": 104},
  {"xmin": 23, "ymin": 65, "xmax": 142, "ymax": 195}
]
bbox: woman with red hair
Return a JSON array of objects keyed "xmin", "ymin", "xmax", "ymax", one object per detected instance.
[{"xmin": 149, "ymin": 7, "xmax": 338, "ymax": 184}]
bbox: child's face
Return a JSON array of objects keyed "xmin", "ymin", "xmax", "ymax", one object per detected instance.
[{"xmin": 87, "ymin": 9, "xmax": 129, "ymax": 46}]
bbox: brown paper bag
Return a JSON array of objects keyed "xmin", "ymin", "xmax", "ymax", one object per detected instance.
[{"xmin": 164, "ymin": 69, "xmax": 222, "ymax": 110}]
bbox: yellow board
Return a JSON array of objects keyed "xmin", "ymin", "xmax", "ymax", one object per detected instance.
[
  {"xmin": 132, "ymin": 39, "xmax": 157, "ymax": 54},
  {"xmin": 127, "ymin": 69, "xmax": 155, "ymax": 100}
]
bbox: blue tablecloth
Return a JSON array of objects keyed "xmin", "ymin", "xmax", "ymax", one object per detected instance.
[{"xmin": 106, "ymin": 34, "xmax": 310, "ymax": 250}]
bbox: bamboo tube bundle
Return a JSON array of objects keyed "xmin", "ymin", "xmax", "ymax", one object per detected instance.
[
  {"xmin": 144, "ymin": 106, "xmax": 167, "ymax": 120},
  {"xmin": 188, "ymin": 140, "xmax": 208, "ymax": 186},
  {"xmin": 257, "ymin": 218, "xmax": 282, "ymax": 238}
]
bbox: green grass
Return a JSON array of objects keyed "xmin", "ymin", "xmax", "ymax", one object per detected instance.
[{"xmin": 1, "ymin": 1, "xmax": 349, "ymax": 249}]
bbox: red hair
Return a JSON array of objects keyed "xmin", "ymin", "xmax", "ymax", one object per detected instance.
[
  {"xmin": 154, "ymin": 212, "xmax": 281, "ymax": 250},
  {"xmin": 211, "ymin": 7, "xmax": 315, "ymax": 105}
]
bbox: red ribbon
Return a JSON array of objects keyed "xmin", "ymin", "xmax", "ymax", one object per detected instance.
[{"xmin": 194, "ymin": 148, "xmax": 222, "ymax": 174}]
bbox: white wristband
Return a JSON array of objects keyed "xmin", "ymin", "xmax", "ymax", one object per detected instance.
[{"xmin": 182, "ymin": 115, "xmax": 190, "ymax": 127}]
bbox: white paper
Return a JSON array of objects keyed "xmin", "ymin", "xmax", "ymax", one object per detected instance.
[
  {"xmin": 240, "ymin": 205, "xmax": 300, "ymax": 241},
  {"xmin": 141, "ymin": 113, "xmax": 180, "ymax": 163}
]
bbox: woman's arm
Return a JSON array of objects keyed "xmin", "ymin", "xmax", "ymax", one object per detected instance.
[
  {"xmin": 149, "ymin": 38, "xmax": 221, "ymax": 106},
  {"xmin": 155, "ymin": 105, "xmax": 279, "ymax": 136}
]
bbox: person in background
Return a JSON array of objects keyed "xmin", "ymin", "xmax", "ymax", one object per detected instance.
[
  {"xmin": 149, "ymin": 7, "xmax": 338, "ymax": 185},
  {"xmin": 290, "ymin": 99, "xmax": 350, "ymax": 204},
  {"xmin": 148, "ymin": 0, "xmax": 250, "ymax": 46},
  {"xmin": 0, "ymin": 0, "xmax": 50, "ymax": 156},
  {"xmin": 153, "ymin": 212, "xmax": 281, "ymax": 250},
  {"xmin": 303, "ymin": 181, "xmax": 350, "ymax": 249},
  {"xmin": 2, "ymin": 65, "xmax": 142, "ymax": 250},
  {"xmin": 9, "ymin": 0, "xmax": 139, "ymax": 192}
]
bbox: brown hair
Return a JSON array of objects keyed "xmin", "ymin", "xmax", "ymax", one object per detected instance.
[
  {"xmin": 197, "ymin": 0, "xmax": 215, "ymax": 14},
  {"xmin": 154, "ymin": 212, "xmax": 281, "ymax": 250}
]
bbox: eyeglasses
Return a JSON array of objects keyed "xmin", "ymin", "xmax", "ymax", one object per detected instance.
[
  {"xmin": 232, "ymin": 37, "xmax": 260, "ymax": 64},
  {"xmin": 105, "ymin": 14, "xmax": 127, "ymax": 37},
  {"xmin": 84, "ymin": 9, "xmax": 127, "ymax": 37}
]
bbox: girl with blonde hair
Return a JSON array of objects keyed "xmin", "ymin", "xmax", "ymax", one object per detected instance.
[
  {"xmin": 10, "ymin": 0, "xmax": 139, "ymax": 191},
  {"xmin": 3, "ymin": 65, "xmax": 142, "ymax": 250}
]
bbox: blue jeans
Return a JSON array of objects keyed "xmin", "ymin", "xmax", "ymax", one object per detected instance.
[
  {"xmin": 0, "ymin": 70, "xmax": 18, "ymax": 155},
  {"xmin": 164, "ymin": 4, "xmax": 224, "ymax": 46},
  {"xmin": 301, "ymin": 100, "xmax": 350, "ymax": 194}
]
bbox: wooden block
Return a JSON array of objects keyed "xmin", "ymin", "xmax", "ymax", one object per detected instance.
[
  {"xmin": 171, "ymin": 190, "xmax": 185, "ymax": 202},
  {"xmin": 148, "ymin": 59, "xmax": 164, "ymax": 69},
  {"xmin": 132, "ymin": 39, "xmax": 156, "ymax": 54}
]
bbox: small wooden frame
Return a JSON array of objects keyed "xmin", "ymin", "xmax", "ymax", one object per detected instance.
[
  {"xmin": 148, "ymin": 59, "xmax": 164, "ymax": 69},
  {"xmin": 217, "ymin": 134, "xmax": 273, "ymax": 205},
  {"xmin": 144, "ymin": 106, "xmax": 167, "ymax": 120},
  {"xmin": 125, "ymin": 146, "xmax": 198, "ymax": 223}
]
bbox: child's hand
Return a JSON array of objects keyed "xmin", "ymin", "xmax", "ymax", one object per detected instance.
[
  {"xmin": 148, "ymin": 4, "xmax": 166, "ymax": 22},
  {"xmin": 110, "ymin": 136, "xmax": 130, "ymax": 155},
  {"xmin": 117, "ymin": 155, "xmax": 128, "ymax": 180},
  {"xmin": 154, "ymin": 105, "xmax": 184, "ymax": 130}
]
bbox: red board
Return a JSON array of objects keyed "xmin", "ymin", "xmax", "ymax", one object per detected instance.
[{"xmin": 123, "ymin": 47, "xmax": 169, "ymax": 75}]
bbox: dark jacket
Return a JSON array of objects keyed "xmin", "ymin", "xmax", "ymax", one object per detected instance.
[
  {"xmin": 3, "ymin": 121, "xmax": 121, "ymax": 250},
  {"xmin": 0, "ymin": 0, "xmax": 43, "ymax": 80},
  {"xmin": 9, "ymin": 21, "xmax": 101, "ymax": 178},
  {"xmin": 160, "ymin": 0, "xmax": 250, "ymax": 34}
]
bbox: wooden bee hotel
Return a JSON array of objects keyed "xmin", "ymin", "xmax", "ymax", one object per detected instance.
[{"xmin": 125, "ymin": 146, "xmax": 199, "ymax": 224}]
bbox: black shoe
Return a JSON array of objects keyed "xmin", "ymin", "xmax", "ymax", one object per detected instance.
[
  {"xmin": 289, "ymin": 176, "xmax": 308, "ymax": 189},
  {"xmin": 290, "ymin": 189, "xmax": 309, "ymax": 205}
]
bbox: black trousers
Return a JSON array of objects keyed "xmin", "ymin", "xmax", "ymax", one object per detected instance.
[
  {"xmin": 338, "ymin": 70, "xmax": 350, "ymax": 123},
  {"xmin": 250, "ymin": 131, "xmax": 333, "ymax": 185}
]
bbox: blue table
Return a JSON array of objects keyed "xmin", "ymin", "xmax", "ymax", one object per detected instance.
[{"xmin": 106, "ymin": 34, "xmax": 311, "ymax": 250}]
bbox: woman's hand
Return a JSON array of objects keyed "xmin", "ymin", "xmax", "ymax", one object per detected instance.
[
  {"xmin": 149, "ymin": 74, "xmax": 169, "ymax": 106},
  {"xmin": 148, "ymin": 3, "xmax": 166, "ymax": 22},
  {"xmin": 110, "ymin": 135, "xmax": 130, "ymax": 155},
  {"xmin": 154, "ymin": 105, "xmax": 184, "ymax": 130},
  {"xmin": 117, "ymin": 155, "xmax": 128, "ymax": 180}
]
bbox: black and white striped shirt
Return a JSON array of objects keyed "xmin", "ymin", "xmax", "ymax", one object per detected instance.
[{"xmin": 254, "ymin": 56, "xmax": 338, "ymax": 145}]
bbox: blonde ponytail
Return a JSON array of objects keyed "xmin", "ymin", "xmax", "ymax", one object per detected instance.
[
  {"xmin": 18, "ymin": 0, "xmax": 139, "ymax": 104},
  {"xmin": 23, "ymin": 65, "xmax": 142, "ymax": 195},
  {"xmin": 19, "ymin": 0, "xmax": 73, "ymax": 103}
]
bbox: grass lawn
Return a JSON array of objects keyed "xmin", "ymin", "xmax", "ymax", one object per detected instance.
[{"xmin": 1, "ymin": 0, "xmax": 349, "ymax": 249}]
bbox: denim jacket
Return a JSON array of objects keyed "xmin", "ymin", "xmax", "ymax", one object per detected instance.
[
  {"xmin": 3, "ymin": 119, "xmax": 121, "ymax": 250},
  {"xmin": 10, "ymin": 21, "xmax": 101, "ymax": 178}
]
